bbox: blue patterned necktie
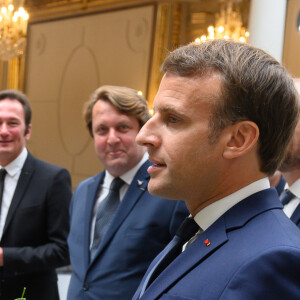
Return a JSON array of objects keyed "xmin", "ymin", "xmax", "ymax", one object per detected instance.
[
  {"xmin": 139, "ymin": 217, "xmax": 200, "ymax": 297},
  {"xmin": 90, "ymin": 177, "xmax": 125, "ymax": 260},
  {"xmin": 280, "ymin": 189, "xmax": 296, "ymax": 206}
]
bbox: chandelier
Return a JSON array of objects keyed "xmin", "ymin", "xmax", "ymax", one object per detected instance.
[
  {"xmin": 195, "ymin": 0, "xmax": 249, "ymax": 44},
  {"xmin": 0, "ymin": 0, "xmax": 29, "ymax": 61}
]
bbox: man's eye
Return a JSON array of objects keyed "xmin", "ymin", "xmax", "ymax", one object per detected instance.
[
  {"xmin": 119, "ymin": 125, "xmax": 129, "ymax": 131},
  {"xmin": 168, "ymin": 116, "xmax": 179, "ymax": 123},
  {"xmin": 96, "ymin": 127, "xmax": 107, "ymax": 134}
]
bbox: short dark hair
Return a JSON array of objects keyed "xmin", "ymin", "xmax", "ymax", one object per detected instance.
[
  {"xmin": 84, "ymin": 85, "xmax": 151, "ymax": 137},
  {"xmin": 162, "ymin": 40, "xmax": 299, "ymax": 175},
  {"xmin": 0, "ymin": 89, "xmax": 32, "ymax": 135}
]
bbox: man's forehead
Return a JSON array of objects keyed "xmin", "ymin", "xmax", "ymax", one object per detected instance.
[
  {"xmin": 94, "ymin": 113, "xmax": 134, "ymax": 122},
  {"xmin": 93, "ymin": 108, "xmax": 138, "ymax": 126},
  {"xmin": 154, "ymin": 73, "xmax": 222, "ymax": 108}
]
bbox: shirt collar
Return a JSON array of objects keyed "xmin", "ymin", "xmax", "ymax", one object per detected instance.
[
  {"xmin": 1, "ymin": 148, "xmax": 28, "ymax": 177},
  {"xmin": 104, "ymin": 152, "xmax": 149, "ymax": 187},
  {"xmin": 194, "ymin": 177, "xmax": 270, "ymax": 231}
]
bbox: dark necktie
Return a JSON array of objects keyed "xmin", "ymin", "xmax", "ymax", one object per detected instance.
[
  {"xmin": 139, "ymin": 217, "xmax": 200, "ymax": 296},
  {"xmin": 280, "ymin": 189, "xmax": 296, "ymax": 206},
  {"xmin": 0, "ymin": 168, "xmax": 7, "ymax": 217},
  {"xmin": 90, "ymin": 177, "xmax": 125, "ymax": 261}
]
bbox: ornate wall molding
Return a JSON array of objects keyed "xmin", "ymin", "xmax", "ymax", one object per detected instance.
[
  {"xmin": 25, "ymin": 4, "xmax": 155, "ymax": 187},
  {"xmin": 26, "ymin": 0, "xmax": 158, "ymax": 23}
]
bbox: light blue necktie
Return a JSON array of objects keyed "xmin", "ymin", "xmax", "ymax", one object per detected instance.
[{"xmin": 90, "ymin": 177, "xmax": 125, "ymax": 261}]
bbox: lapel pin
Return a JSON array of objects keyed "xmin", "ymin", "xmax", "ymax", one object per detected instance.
[
  {"xmin": 137, "ymin": 180, "xmax": 145, "ymax": 190},
  {"xmin": 204, "ymin": 239, "xmax": 211, "ymax": 247},
  {"xmin": 137, "ymin": 180, "xmax": 145, "ymax": 192}
]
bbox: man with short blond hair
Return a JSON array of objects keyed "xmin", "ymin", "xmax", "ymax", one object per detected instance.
[{"xmin": 67, "ymin": 85, "xmax": 188, "ymax": 300}]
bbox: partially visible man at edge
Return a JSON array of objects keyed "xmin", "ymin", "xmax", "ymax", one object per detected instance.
[
  {"xmin": 134, "ymin": 40, "xmax": 300, "ymax": 299},
  {"xmin": 269, "ymin": 170, "xmax": 286, "ymax": 195},
  {"xmin": 279, "ymin": 78, "xmax": 300, "ymax": 228},
  {"xmin": 67, "ymin": 85, "xmax": 188, "ymax": 300},
  {"xmin": 0, "ymin": 90, "xmax": 72, "ymax": 299}
]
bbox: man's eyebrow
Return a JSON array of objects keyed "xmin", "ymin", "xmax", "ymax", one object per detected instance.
[
  {"xmin": 117, "ymin": 119, "xmax": 131, "ymax": 124},
  {"xmin": 3, "ymin": 117, "xmax": 21, "ymax": 121},
  {"xmin": 154, "ymin": 105, "xmax": 187, "ymax": 118}
]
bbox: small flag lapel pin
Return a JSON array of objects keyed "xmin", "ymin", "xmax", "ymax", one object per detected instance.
[
  {"xmin": 137, "ymin": 180, "xmax": 145, "ymax": 191},
  {"xmin": 204, "ymin": 239, "xmax": 211, "ymax": 247}
]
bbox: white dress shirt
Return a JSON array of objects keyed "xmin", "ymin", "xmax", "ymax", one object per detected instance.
[
  {"xmin": 90, "ymin": 152, "xmax": 148, "ymax": 247},
  {"xmin": 183, "ymin": 178, "xmax": 270, "ymax": 251},
  {"xmin": 0, "ymin": 148, "xmax": 28, "ymax": 239},
  {"xmin": 194, "ymin": 178, "xmax": 270, "ymax": 231},
  {"xmin": 283, "ymin": 179, "xmax": 300, "ymax": 218}
]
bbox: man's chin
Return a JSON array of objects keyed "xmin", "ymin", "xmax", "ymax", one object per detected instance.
[
  {"xmin": 105, "ymin": 160, "xmax": 129, "ymax": 176},
  {"xmin": 148, "ymin": 179, "xmax": 177, "ymax": 200},
  {"xmin": 0, "ymin": 149, "xmax": 13, "ymax": 156}
]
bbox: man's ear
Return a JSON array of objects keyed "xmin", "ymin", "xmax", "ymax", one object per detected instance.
[
  {"xmin": 25, "ymin": 124, "xmax": 32, "ymax": 140},
  {"xmin": 223, "ymin": 121, "xmax": 259, "ymax": 159}
]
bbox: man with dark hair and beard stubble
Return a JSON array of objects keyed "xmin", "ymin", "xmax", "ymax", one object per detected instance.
[
  {"xmin": 133, "ymin": 40, "xmax": 300, "ymax": 300},
  {"xmin": 279, "ymin": 78, "xmax": 300, "ymax": 228}
]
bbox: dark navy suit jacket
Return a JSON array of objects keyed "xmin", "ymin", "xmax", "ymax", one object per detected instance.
[
  {"xmin": 134, "ymin": 188, "xmax": 300, "ymax": 300},
  {"xmin": 275, "ymin": 175, "xmax": 286, "ymax": 195},
  {"xmin": 291, "ymin": 204, "xmax": 300, "ymax": 228},
  {"xmin": 0, "ymin": 152, "xmax": 72, "ymax": 300},
  {"xmin": 67, "ymin": 160, "xmax": 188, "ymax": 300},
  {"xmin": 276, "ymin": 176, "xmax": 300, "ymax": 228}
]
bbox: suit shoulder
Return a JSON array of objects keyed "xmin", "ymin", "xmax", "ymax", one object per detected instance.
[
  {"xmin": 221, "ymin": 245, "xmax": 300, "ymax": 299},
  {"xmin": 74, "ymin": 173, "xmax": 102, "ymax": 192},
  {"xmin": 29, "ymin": 155, "xmax": 70, "ymax": 174}
]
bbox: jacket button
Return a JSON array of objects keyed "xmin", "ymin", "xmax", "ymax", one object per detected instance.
[{"xmin": 83, "ymin": 283, "xmax": 89, "ymax": 291}]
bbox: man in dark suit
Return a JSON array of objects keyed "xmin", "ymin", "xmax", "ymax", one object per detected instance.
[
  {"xmin": 0, "ymin": 90, "xmax": 72, "ymax": 299},
  {"xmin": 67, "ymin": 85, "xmax": 188, "ymax": 300},
  {"xmin": 134, "ymin": 40, "xmax": 300, "ymax": 299},
  {"xmin": 279, "ymin": 78, "xmax": 300, "ymax": 228}
]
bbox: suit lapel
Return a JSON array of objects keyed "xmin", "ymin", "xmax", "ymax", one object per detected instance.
[
  {"xmin": 290, "ymin": 203, "xmax": 300, "ymax": 226},
  {"xmin": 142, "ymin": 216, "xmax": 228, "ymax": 299},
  {"xmin": 89, "ymin": 161, "xmax": 151, "ymax": 267},
  {"xmin": 2, "ymin": 153, "xmax": 34, "ymax": 238},
  {"xmin": 83, "ymin": 172, "xmax": 104, "ymax": 269},
  {"xmin": 141, "ymin": 188, "xmax": 282, "ymax": 299}
]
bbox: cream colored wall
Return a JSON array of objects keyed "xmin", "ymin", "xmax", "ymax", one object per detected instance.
[
  {"xmin": 283, "ymin": 0, "xmax": 300, "ymax": 76},
  {"xmin": 25, "ymin": 5, "xmax": 154, "ymax": 189}
]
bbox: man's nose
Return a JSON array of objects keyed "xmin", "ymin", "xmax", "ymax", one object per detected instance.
[
  {"xmin": 107, "ymin": 129, "xmax": 120, "ymax": 144},
  {"xmin": 0, "ymin": 124, "xmax": 9, "ymax": 134},
  {"xmin": 136, "ymin": 118, "xmax": 160, "ymax": 148}
]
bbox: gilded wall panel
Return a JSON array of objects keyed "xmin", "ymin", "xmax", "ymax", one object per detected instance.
[{"xmin": 25, "ymin": 4, "xmax": 154, "ymax": 188}]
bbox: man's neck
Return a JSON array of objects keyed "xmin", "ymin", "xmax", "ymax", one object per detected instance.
[{"xmin": 0, "ymin": 148, "xmax": 28, "ymax": 172}]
